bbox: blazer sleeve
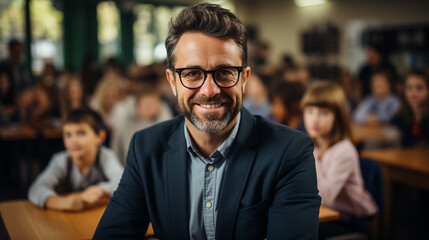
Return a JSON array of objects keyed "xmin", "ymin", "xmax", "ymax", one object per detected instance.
[
  {"xmin": 267, "ymin": 133, "xmax": 321, "ymax": 240},
  {"xmin": 93, "ymin": 133, "xmax": 150, "ymax": 239}
]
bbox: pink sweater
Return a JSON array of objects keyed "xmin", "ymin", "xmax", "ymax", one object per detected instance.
[{"xmin": 314, "ymin": 139, "xmax": 378, "ymax": 217}]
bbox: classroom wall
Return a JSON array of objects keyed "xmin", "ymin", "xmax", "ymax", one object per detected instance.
[{"xmin": 233, "ymin": 0, "xmax": 429, "ymax": 73}]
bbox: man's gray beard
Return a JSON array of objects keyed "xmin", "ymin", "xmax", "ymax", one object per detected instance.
[
  {"xmin": 179, "ymin": 99, "xmax": 240, "ymax": 134},
  {"xmin": 174, "ymin": 80, "xmax": 241, "ymax": 133},
  {"xmin": 188, "ymin": 111, "xmax": 232, "ymax": 134}
]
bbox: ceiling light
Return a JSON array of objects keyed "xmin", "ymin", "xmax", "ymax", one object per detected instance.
[{"xmin": 295, "ymin": 0, "xmax": 327, "ymax": 7}]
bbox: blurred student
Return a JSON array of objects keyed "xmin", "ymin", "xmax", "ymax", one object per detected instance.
[
  {"xmin": 111, "ymin": 87, "xmax": 173, "ymax": 165},
  {"xmin": 284, "ymin": 65, "xmax": 311, "ymax": 87},
  {"xmin": 340, "ymin": 71, "xmax": 359, "ymax": 111},
  {"xmin": 353, "ymin": 71, "xmax": 400, "ymax": 125},
  {"xmin": 90, "ymin": 77, "xmax": 126, "ymax": 128},
  {"xmin": 243, "ymin": 74, "xmax": 271, "ymax": 119},
  {"xmin": 57, "ymin": 67, "xmax": 74, "ymax": 91},
  {"xmin": 81, "ymin": 56, "xmax": 100, "ymax": 96},
  {"xmin": 302, "ymin": 82, "xmax": 378, "ymax": 238},
  {"xmin": 0, "ymin": 69, "xmax": 15, "ymax": 117},
  {"xmin": 60, "ymin": 77, "xmax": 86, "ymax": 119},
  {"xmin": 14, "ymin": 83, "xmax": 60, "ymax": 129},
  {"xmin": 0, "ymin": 39, "xmax": 32, "ymax": 94},
  {"xmin": 39, "ymin": 62, "xmax": 58, "ymax": 89},
  {"xmin": 28, "ymin": 108, "xmax": 123, "ymax": 211},
  {"xmin": 392, "ymin": 70, "xmax": 429, "ymax": 147},
  {"xmin": 357, "ymin": 44, "xmax": 397, "ymax": 98},
  {"xmin": 270, "ymin": 81, "xmax": 306, "ymax": 130},
  {"xmin": 11, "ymin": 87, "xmax": 34, "ymax": 123}
]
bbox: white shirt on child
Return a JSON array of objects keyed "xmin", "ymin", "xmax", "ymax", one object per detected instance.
[{"xmin": 28, "ymin": 146, "xmax": 123, "ymax": 208}]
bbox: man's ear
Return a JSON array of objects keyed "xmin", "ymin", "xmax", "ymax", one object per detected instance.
[
  {"xmin": 166, "ymin": 69, "xmax": 177, "ymax": 97},
  {"xmin": 242, "ymin": 66, "xmax": 251, "ymax": 94},
  {"xmin": 97, "ymin": 129, "xmax": 107, "ymax": 145}
]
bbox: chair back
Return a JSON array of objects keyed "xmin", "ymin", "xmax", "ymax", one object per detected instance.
[{"xmin": 359, "ymin": 158, "xmax": 384, "ymax": 211}]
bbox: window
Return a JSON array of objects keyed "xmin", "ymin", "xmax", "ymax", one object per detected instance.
[
  {"xmin": 30, "ymin": 0, "xmax": 63, "ymax": 74},
  {"xmin": 133, "ymin": 4, "xmax": 185, "ymax": 65},
  {"xmin": 97, "ymin": 1, "xmax": 120, "ymax": 63},
  {"xmin": 0, "ymin": 0, "xmax": 25, "ymax": 60}
]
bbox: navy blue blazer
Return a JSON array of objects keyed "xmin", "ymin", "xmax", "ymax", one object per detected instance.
[{"xmin": 94, "ymin": 108, "xmax": 321, "ymax": 239}]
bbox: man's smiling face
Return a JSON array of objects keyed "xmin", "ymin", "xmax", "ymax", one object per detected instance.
[{"xmin": 166, "ymin": 32, "xmax": 250, "ymax": 133}]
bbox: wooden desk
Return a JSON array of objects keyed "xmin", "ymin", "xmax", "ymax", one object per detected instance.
[
  {"xmin": 319, "ymin": 206, "xmax": 340, "ymax": 222},
  {"xmin": 361, "ymin": 148, "xmax": 429, "ymax": 239},
  {"xmin": 351, "ymin": 123, "xmax": 399, "ymax": 145},
  {"xmin": 0, "ymin": 125, "xmax": 37, "ymax": 141},
  {"xmin": 0, "ymin": 122, "xmax": 63, "ymax": 141},
  {"xmin": 0, "ymin": 200, "xmax": 338, "ymax": 239}
]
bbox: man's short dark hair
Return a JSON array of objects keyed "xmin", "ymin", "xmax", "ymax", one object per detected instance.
[
  {"xmin": 165, "ymin": 3, "xmax": 247, "ymax": 70},
  {"xmin": 63, "ymin": 108, "xmax": 105, "ymax": 134}
]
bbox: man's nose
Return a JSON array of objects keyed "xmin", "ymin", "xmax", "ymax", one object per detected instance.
[{"xmin": 199, "ymin": 74, "xmax": 221, "ymax": 98}]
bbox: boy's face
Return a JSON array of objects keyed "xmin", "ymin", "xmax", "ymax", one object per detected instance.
[
  {"xmin": 371, "ymin": 74, "xmax": 390, "ymax": 98},
  {"xmin": 63, "ymin": 122, "xmax": 104, "ymax": 160}
]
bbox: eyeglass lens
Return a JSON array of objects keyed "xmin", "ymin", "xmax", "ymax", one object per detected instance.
[{"xmin": 180, "ymin": 67, "xmax": 239, "ymax": 88}]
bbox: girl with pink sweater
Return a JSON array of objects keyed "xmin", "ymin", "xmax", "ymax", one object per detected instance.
[{"xmin": 301, "ymin": 82, "xmax": 378, "ymax": 238}]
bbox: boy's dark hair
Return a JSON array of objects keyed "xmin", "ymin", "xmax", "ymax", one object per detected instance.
[
  {"xmin": 64, "ymin": 108, "xmax": 105, "ymax": 133},
  {"xmin": 165, "ymin": 3, "xmax": 247, "ymax": 70}
]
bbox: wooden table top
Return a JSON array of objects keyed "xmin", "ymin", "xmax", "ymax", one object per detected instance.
[
  {"xmin": 0, "ymin": 200, "xmax": 338, "ymax": 239},
  {"xmin": 361, "ymin": 148, "xmax": 429, "ymax": 174},
  {"xmin": 319, "ymin": 205, "xmax": 340, "ymax": 222},
  {"xmin": 0, "ymin": 200, "xmax": 107, "ymax": 240},
  {"xmin": 351, "ymin": 123, "xmax": 400, "ymax": 144}
]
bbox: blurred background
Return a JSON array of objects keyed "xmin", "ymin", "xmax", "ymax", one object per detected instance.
[{"xmin": 0, "ymin": 0, "xmax": 429, "ymax": 239}]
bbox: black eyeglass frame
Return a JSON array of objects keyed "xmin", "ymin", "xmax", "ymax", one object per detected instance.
[{"xmin": 174, "ymin": 66, "xmax": 244, "ymax": 89}]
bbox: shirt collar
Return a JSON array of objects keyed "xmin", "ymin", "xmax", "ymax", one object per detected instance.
[{"xmin": 184, "ymin": 112, "xmax": 241, "ymax": 161}]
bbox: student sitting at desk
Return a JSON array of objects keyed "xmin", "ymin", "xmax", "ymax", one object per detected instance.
[
  {"xmin": 353, "ymin": 71, "xmax": 400, "ymax": 125},
  {"xmin": 392, "ymin": 69, "xmax": 429, "ymax": 147},
  {"xmin": 28, "ymin": 108, "xmax": 123, "ymax": 211},
  {"xmin": 302, "ymin": 82, "xmax": 378, "ymax": 238}
]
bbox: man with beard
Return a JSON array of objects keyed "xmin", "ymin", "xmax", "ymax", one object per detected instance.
[{"xmin": 94, "ymin": 3, "xmax": 320, "ymax": 240}]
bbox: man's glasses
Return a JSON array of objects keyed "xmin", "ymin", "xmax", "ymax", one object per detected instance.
[{"xmin": 174, "ymin": 66, "xmax": 244, "ymax": 89}]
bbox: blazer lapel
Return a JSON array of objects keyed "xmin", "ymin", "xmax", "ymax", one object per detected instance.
[
  {"xmin": 215, "ymin": 108, "xmax": 259, "ymax": 240},
  {"xmin": 165, "ymin": 121, "xmax": 190, "ymax": 239}
]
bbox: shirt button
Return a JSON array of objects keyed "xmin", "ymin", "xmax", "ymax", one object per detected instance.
[
  {"xmin": 206, "ymin": 202, "xmax": 212, "ymax": 208},
  {"xmin": 207, "ymin": 165, "xmax": 214, "ymax": 172}
]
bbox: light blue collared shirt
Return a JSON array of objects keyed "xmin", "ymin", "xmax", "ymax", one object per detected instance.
[
  {"xmin": 184, "ymin": 112, "xmax": 241, "ymax": 240},
  {"xmin": 353, "ymin": 93, "xmax": 400, "ymax": 123}
]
